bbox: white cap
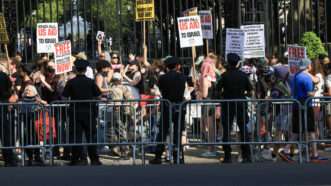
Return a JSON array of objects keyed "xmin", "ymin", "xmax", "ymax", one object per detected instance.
[{"xmin": 112, "ymin": 72, "xmax": 122, "ymax": 81}]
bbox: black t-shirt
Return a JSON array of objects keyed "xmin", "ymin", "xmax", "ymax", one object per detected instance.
[
  {"xmin": 0, "ymin": 72, "xmax": 12, "ymax": 102},
  {"xmin": 218, "ymin": 69, "xmax": 252, "ymax": 99}
]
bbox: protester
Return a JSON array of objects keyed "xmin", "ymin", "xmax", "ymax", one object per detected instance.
[
  {"xmin": 20, "ymin": 84, "xmax": 47, "ymax": 166},
  {"xmin": 279, "ymin": 58, "xmax": 327, "ymax": 163},
  {"xmin": 123, "ymin": 60, "xmax": 143, "ymax": 94},
  {"xmin": 110, "ymin": 52, "xmax": 123, "ymax": 73},
  {"xmin": 108, "ymin": 72, "xmax": 133, "ymax": 157},
  {"xmin": 199, "ymin": 53, "xmax": 218, "ymax": 157},
  {"xmin": 95, "ymin": 60, "xmax": 112, "ymax": 99}
]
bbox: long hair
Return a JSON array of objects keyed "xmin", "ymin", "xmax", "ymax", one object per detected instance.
[{"xmin": 311, "ymin": 59, "xmax": 324, "ymax": 76}]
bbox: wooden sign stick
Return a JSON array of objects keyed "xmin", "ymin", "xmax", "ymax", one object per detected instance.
[
  {"xmin": 191, "ymin": 46, "xmax": 197, "ymax": 86},
  {"xmin": 143, "ymin": 20, "xmax": 147, "ymax": 64},
  {"xmin": 4, "ymin": 44, "xmax": 10, "ymax": 74},
  {"xmin": 206, "ymin": 39, "xmax": 209, "ymax": 54}
]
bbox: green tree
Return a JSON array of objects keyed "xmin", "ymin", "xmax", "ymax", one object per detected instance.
[{"xmin": 300, "ymin": 32, "xmax": 327, "ymax": 60}]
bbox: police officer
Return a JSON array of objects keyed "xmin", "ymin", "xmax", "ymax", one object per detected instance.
[
  {"xmin": 218, "ymin": 53, "xmax": 252, "ymax": 163},
  {"xmin": 62, "ymin": 59, "xmax": 102, "ymax": 166},
  {"xmin": 0, "ymin": 71, "xmax": 17, "ymax": 166},
  {"xmin": 150, "ymin": 56, "xmax": 186, "ymax": 164}
]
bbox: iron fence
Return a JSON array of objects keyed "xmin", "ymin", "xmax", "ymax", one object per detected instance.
[{"xmin": 0, "ymin": 0, "xmax": 330, "ymax": 64}]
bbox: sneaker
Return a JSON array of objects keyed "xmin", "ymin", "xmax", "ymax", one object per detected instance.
[
  {"xmin": 149, "ymin": 158, "xmax": 162, "ymax": 165},
  {"xmin": 310, "ymin": 156, "xmax": 328, "ymax": 163},
  {"xmin": 279, "ymin": 151, "xmax": 295, "ymax": 163},
  {"xmin": 201, "ymin": 151, "xmax": 218, "ymax": 158},
  {"xmin": 221, "ymin": 158, "xmax": 232, "ymax": 163},
  {"xmin": 111, "ymin": 147, "xmax": 121, "ymax": 157}
]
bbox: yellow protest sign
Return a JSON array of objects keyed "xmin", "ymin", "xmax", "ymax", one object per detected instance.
[
  {"xmin": 0, "ymin": 14, "xmax": 9, "ymax": 44},
  {"xmin": 183, "ymin": 7, "xmax": 198, "ymax": 16},
  {"xmin": 135, "ymin": 0, "xmax": 155, "ymax": 21}
]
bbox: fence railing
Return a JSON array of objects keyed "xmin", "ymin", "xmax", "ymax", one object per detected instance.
[
  {"xmin": 304, "ymin": 97, "xmax": 331, "ymax": 162},
  {"xmin": 177, "ymin": 99, "xmax": 304, "ymax": 164},
  {"xmin": 1, "ymin": 98, "xmax": 331, "ymax": 166}
]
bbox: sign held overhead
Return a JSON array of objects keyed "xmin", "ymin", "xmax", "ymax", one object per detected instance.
[
  {"xmin": 37, "ymin": 23, "xmax": 59, "ymax": 54},
  {"xmin": 240, "ymin": 24, "xmax": 265, "ymax": 59},
  {"xmin": 177, "ymin": 15, "xmax": 203, "ymax": 48},
  {"xmin": 54, "ymin": 40, "xmax": 72, "ymax": 75},
  {"xmin": 136, "ymin": 0, "xmax": 155, "ymax": 21},
  {"xmin": 199, "ymin": 10, "xmax": 213, "ymax": 39}
]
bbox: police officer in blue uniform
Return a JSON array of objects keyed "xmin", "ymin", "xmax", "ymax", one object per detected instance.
[
  {"xmin": 150, "ymin": 56, "xmax": 186, "ymax": 164},
  {"xmin": 62, "ymin": 59, "xmax": 102, "ymax": 166}
]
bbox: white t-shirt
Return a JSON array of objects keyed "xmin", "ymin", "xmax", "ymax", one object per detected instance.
[
  {"xmin": 325, "ymin": 74, "xmax": 331, "ymax": 89},
  {"xmin": 85, "ymin": 66, "xmax": 94, "ymax": 79},
  {"xmin": 314, "ymin": 73, "xmax": 324, "ymax": 97}
]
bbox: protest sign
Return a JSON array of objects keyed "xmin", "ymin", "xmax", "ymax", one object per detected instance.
[
  {"xmin": 240, "ymin": 24, "xmax": 265, "ymax": 59},
  {"xmin": 54, "ymin": 40, "xmax": 72, "ymax": 75},
  {"xmin": 96, "ymin": 31, "xmax": 105, "ymax": 41},
  {"xmin": 135, "ymin": 0, "xmax": 155, "ymax": 21},
  {"xmin": 225, "ymin": 28, "xmax": 244, "ymax": 59},
  {"xmin": 199, "ymin": 10, "xmax": 213, "ymax": 39},
  {"xmin": 0, "ymin": 14, "xmax": 10, "ymax": 71},
  {"xmin": 183, "ymin": 7, "xmax": 198, "ymax": 16},
  {"xmin": 177, "ymin": 15, "xmax": 203, "ymax": 48},
  {"xmin": 288, "ymin": 45, "xmax": 306, "ymax": 74},
  {"xmin": 37, "ymin": 23, "xmax": 58, "ymax": 53},
  {"xmin": 0, "ymin": 14, "xmax": 9, "ymax": 44}
]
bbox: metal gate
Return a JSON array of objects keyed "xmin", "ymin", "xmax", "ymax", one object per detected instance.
[{"xmin": 1, "ymin": 0, "xmax": 330, "ymax": 63}]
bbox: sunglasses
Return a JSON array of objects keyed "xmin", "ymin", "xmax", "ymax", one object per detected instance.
[{"xmin": 112, "ymin": 56, "xmax": 119, "ymax": 59}]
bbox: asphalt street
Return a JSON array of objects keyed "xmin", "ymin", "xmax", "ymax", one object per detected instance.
[{"xmin": 0, "ymin": 163, "xmax": 330, "ymax": 186}]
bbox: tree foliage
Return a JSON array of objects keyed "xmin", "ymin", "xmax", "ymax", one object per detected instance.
[{"xmin": 300, "ymin": 32, "xmax": 327, "ymax": 60}]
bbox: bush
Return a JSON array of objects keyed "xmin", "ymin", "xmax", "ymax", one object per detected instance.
[{"xmin": 299, "ymin": 32, "xmax": 327, "ymax": 60}]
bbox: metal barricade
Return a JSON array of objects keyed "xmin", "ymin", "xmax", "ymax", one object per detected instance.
[
  {"xmin": 177, "ymin": 99, "xmax": 303, "ymax": 164},
  {"xmin": 0, "ymin": 102, "xmax": 49, "ymax": 166},
  {"xmin": 304, "ymin": 97, "xmax": 331, "ymax": 162},
  {"xmin": 48, "ymin": 99, "xmax": 172, "ymax": 165}
]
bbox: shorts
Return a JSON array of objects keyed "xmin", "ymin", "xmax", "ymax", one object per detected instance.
[
  {"xmin": 292, "ymin": 106, "xmax": 315, "ymax": 134},
  {"xmin": 201, "ymin": 104, "xmax": 216, "ymax": 117},
  {"xmin": 325, "ymin": 103, "xmax": 331, "ymax": 116}
]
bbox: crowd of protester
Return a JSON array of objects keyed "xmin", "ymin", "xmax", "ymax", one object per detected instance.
[{"xmin": 0, "ymin": 42, "xmax": 331, "ymax": 166}]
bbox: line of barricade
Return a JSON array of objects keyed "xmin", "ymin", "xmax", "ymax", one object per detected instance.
[
  {"xmin": 304, "ymin": 97, "xmax": 331, "ymax": 162},
  {"xmin": 177, "ymin": 99, "xmax": 304, "ymax": 164},
  {"xmin": 0, "ymin": 98, "xmax": 330, "ymax": 166}
]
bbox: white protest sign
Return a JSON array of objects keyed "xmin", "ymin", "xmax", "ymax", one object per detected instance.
[
  {"xmin": 199, "ymin": 10, "xmax": 213, "ymax": 39},
  {"xmin": 96, "ymin": 31, "xmax": 105, "ymax": 41},
  {"xmin": 54, "ymin": 40, "xmax": 72, "ymax": 75},
  {"xmin": 225, "ymin": 28, "xmax": 244, "ymax": 59},
  {"xmin": 288, "ymin": 45, "xmax": 307, "ymax": 75},
  {"xmin": 240, "ymin": 24, "xmax": 265, "ymax": 59},
  {"xmin": 177, "ymin": 15, "xmax": 203, "ymax": 48},
  {"xmin": 37, "ymin": 23, "xmax": 58, "ymax": 53}
]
